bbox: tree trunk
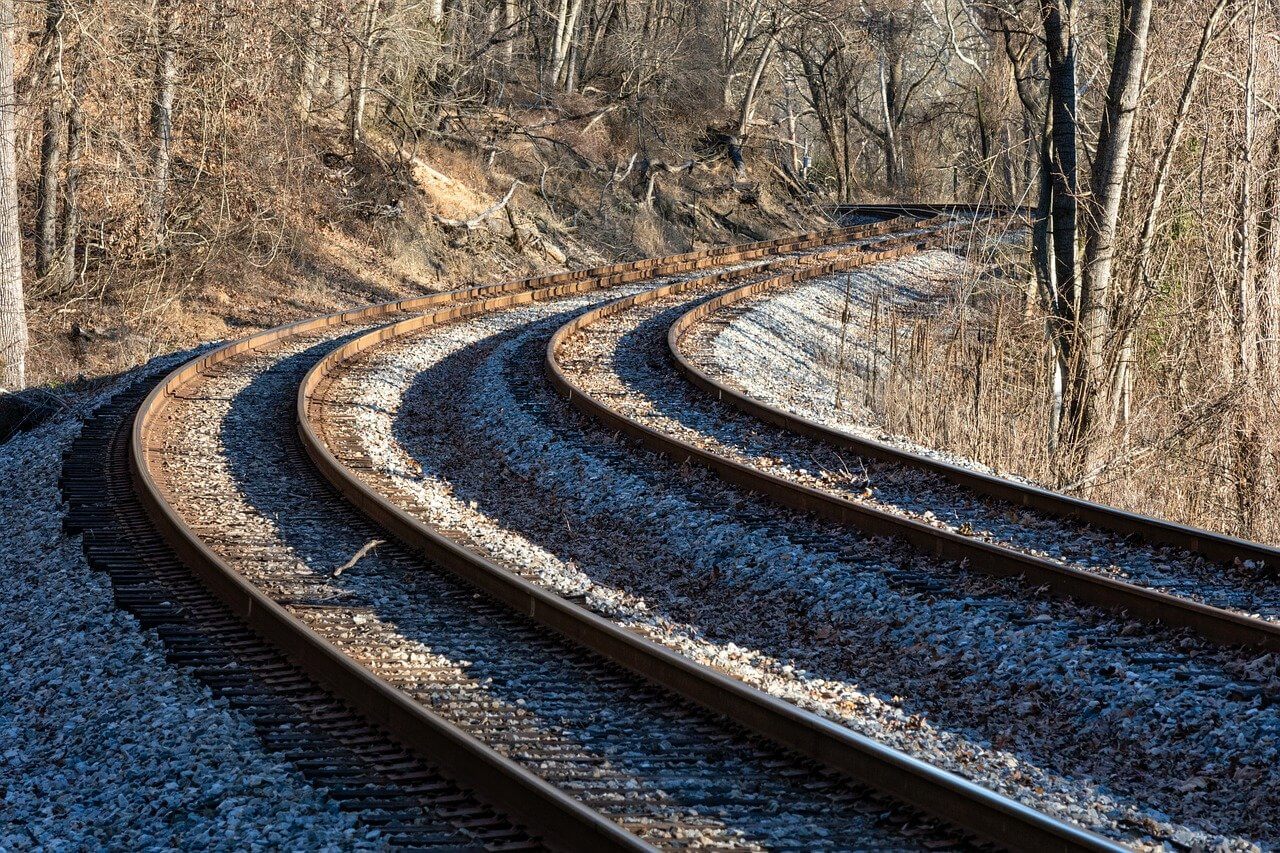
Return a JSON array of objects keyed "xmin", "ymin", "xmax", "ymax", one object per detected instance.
[
  {"xmin": 878, "ymin": 53, "xmax": 901, "ymax": 191},
  {"xmin": 1037, "ymin": 0, "xmax": 1081, "ymax": 448},
  {"xmin": 1121, "ymin": 0, "xmax": 1229, "ymax": 427},
  {"xmin": 735, "ymin": 32, "xmax": 776, "ymax": 139},
  {"xmin": 298, "ymin": 5, "xmax": 323, "ymax": 114},
  {"xmin": 146, "ymin": 0, "xmax": 177, "ymax": 250},
  {"xmin": 1079, "ymin": 0, "xmax": 1153, "ymax": 436},
  {"xmin": 348, "ymin": 0, "xmax": 380, "ymax": 150},
  {"xmin": 1234, "ymin": 1, "xmax": 1259, "ymax": 382},
  {"xmin": 0, "ymin": 0, "xmax": 25, "ymax": 390},
  {"xmin": 502, "ymin": 0, "xmax": 517, "ymax": 64},
  {"xmin": 35, "ymin": 0, "xmax": 66, "ymax": 278},
  {"xmin": 564, "ymin": 42, "xmax": 579, "ymax": 93},
  {"xmin": 60, "ymin": 52, "xmax": 85, "ymax": 291},
  {"xmin": 549, "ymin": 0, "xmax": 584, "ymax": 89}
]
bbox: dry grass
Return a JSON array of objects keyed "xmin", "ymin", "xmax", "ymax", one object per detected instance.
[
  {"xmin": 25, "ymin": 112, "xmax": 824, "ymax": 390},
  {"xmin": 849, "ymin": 237, "xmax": 1280, "ymax": 545}
]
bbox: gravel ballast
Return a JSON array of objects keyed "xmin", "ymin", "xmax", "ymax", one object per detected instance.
[
  {"xmin": 676, "ymin": 254, "xmax": 1280, "ymax": 621},
  {"xmin": 0, "ymin": 365, "xmax": 365, "ymax": 850},
  {"xmin": 319, "ymin": 265, "xmax": 1279, "ymax": 850},
  {"xmin": 151, "ymin": 312, "xmax": 943, "ymax": 850}
]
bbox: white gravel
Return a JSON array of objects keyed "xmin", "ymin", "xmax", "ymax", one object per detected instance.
[
  {"xmin": 153, "ymin": 320, "xmax": 927, "ymax": 850},
  {"xmin": 699, "ymin": 250, "xmax": 1002, "ymax": 472},
  {"xmin": 319, "ymin": 282, "xmax": 1279, "ymax": 850},
  {"xmin": 0, "ymin": 363, "xmax": 365, "ymax": 851},
  {"xmin": 677, "ymin": 255, "xmax": 1280, "ymax": 621}
]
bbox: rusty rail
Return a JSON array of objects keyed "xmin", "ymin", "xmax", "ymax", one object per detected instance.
[
  {"xmin": 130, "ymin": 217, "xmax": 911, "ymax": 852},
  {"xmin": 297, "ymin": 217, "xmax": 1120, "ymax": 851},
  {"xmin": 662, "ymin": 257, "xmax": 1280, "ymax": 651},
  {"xmin": 544, "ymin": 218, "xmax": 1280, "ymax": 655}
]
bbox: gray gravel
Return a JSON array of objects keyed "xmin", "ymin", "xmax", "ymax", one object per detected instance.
[
  {"xmin": 677, "ymin": 255, "xmax": 1280, "ymax": 621},
  {"xmin": 154, "ymin": 315, "xmax": 949, "ymax": 850},
  {"xmin": 323, "ymin": 269, "xmax": 1279, "ymax": 850},
  {"xmin": 0, "ymin": 362, "xmax": 365, "ymax": 851}
]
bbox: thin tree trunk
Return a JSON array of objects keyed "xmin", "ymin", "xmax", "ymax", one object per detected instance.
[
  {"xmin": 35, "ymin": 0, "xmax": 66, "ymax": 278},
  {"xmin": 348, "ymin": 0, "xmax": 380, "ymax": 150},
  {"xmin": 878, "ymin": 53, "xmax": 901, "ymax": 191},
  {"xmin": 298, "ymin": 5, "xmax": 323, "ymax": 114},
  {"xmin": 551, "ymin": 0, "xmax": 584, "ymax": 89},
  {"xmin": 1001, "ymin": 123, "xmax": 1017, "ymax": 203},
  {"xmin": 781, "ymin": 72, "xmax": 800, "ymax": 175},
  {"xmin": 1038, "ymin": 0, "xmax": 1080, "ymax": 448},
  {"xmin": 0, "ymin": 0, "xmax": 25, "ymax": 390},
  {"xmin": 1234, "ymin": 0, "xmax": 1259, "ymax": 381},
  {"xmin": 146, "ymin": 0, "xmax": 177, "ymax": 250},
  {"xmin": 502, "ymin": 0, "xmax": 517, "ymax": 64},
  {"xmin": 735, "ymin": 32, "xmax": 776, "ymax": 140},
  {"xmin": 1079, "ymin": 0, "xmax": 1153, "ymax": 436},
  {"xmin": 730, "ymin": 31, "xmax": 777, "ymax": 173},
  {"xmin": 1257, "ymin": 119, "xmax": 1280, "ymax": 389},
  {"xmin": 60, "ymin": 53, "xmax": 85, "ymax": 291},
  {"xmin": 565, "ymin": 42, "xmax": 579, "ymax": 92},
  {"xmin": 1134, "ymin": 0, "xmax": 1228, "ymax": 287}
]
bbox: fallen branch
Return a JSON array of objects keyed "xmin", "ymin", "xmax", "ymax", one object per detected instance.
[
  {"xmin": 598, "ymin": 153, "xmax": 639, "ymax": 213},
  {"xmin": 333, "ymin": 538, "xmax": 386, "ymax": 577},
  {"xmin": 433, "ymin": 181, "xmax": 522, "ymax": 230},
  {"xmin": 641, "ymin": 160, "xmax": 695, "ymax": 206}
]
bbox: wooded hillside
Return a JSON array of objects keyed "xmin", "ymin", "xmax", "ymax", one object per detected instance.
[{"xmin": 1, "ymin": 0, "xmax": 1279, "ymax": 537}]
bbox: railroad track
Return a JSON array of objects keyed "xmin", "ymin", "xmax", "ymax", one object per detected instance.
[
  {"xmin": 86, "ymin": 211, "xmax": 1119, "ymax": 850},
  {"xmin": 529, "ymin": 213, "xmax": 1280, "ymax": 845},
  {"xmin": 63, "ymin": 206, "xmax": 1276, "ymax": 849},
  {"xmin": 298, "ymin": 206, "xmax": 1276, "ymax": 847},
  {"xmin": 664, "ymin": 246, "xmax": 1280, "ymax": 650},
  {"xmin": 545, "ymin": 206, "xmax": 1280, "ymax": 654},
  {"xmin": 62, "ymin": 371, "xmax": 532, "ymax": 850}
]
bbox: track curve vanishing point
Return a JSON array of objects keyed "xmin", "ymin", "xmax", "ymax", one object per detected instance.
[
  {"xmin": 130, "ymin": 216, "xmax": 1053, "ymax": 850},
  {"xmin": 661, "ymin": 253, "xmax": 1280, "ymax": 651}
]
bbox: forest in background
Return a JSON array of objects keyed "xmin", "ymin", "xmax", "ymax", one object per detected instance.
[{"xmin": 0, "ymin": 0, "xmax": 1277, "ymax": 541}]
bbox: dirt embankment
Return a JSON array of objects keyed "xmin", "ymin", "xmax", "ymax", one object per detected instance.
[{"xmin": 30, "ymin": 120, "xmax": 831, "ymax": 390}]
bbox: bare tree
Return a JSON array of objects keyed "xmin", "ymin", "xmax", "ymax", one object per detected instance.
[
  {"xmin": 145, "ymin": 0, "xmax": 177, "ymax": 249},
  {"xmin": 1023, "ymin": 0, "xmax": 1152, "ymax": 458},
  {"xmin": 1076, "ymin": 0, "xmax": 1152, "ymax": 438},
  {"xmin": 59, "ymin": 53, "xmax": 84, "ymax": 290},
  {"xmin": 35, "ymin": 0, "xmax": 66, "ymax": 278},
  {"xmin": 548, "ymin": 0, "xmax": 585, "ymax": 90},
  {"xmin": 0, "ymin": 0, "xmax": 24, "ymax": 390},
  {"xmin": 851, "ymin": 3, "xmax": 941, "ymax": 192}
]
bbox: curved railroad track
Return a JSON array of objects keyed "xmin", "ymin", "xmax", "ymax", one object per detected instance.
[
  {"xmin": 663, "ymin": 254, "xmax": 1280, "ymax": 649},
  {"xmin": 63, "ymin": 205, "xmax": 1279, "ymax": 849}
]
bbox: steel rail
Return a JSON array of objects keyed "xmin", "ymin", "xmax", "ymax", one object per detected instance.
[
  {"xmin": 539, "ymin": 223, "xmax": 1121, "ymax": 852},
  {"xmin": 834, "ymin": 202, "xmax": 1031, "ymax": 219},
  {"xmin": 133, "ymin": 320, "xmax": 651, "ymax": 853},
  {"xmin": 664, "ymin": 260, "xmax": 1280, "ymax": 649},
  {"xmin": 546, "ymin": 221, "xmax": 1280, "ymax": 655},
  {"xmin": 546, "ymin": 217, "xmax": 1280, "ymax": 653},
  {"xmin": 829, "ymin": 204, "xmax": 1277, "ymax": 567},
  {"xmin": 296, "ymin": 218, "xmax": 1121, "ymax": 851},
  {"xmin": 130, "ymin": 219, "xmax": 906, "ymax": 853}
]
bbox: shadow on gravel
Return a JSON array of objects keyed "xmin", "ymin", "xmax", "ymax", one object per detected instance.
[
  {"xmin": 215, "ymin": 332, "xmax": 909, "ymax": 849},
  {"xmin": 4, "ymin": 347, "xmax": 213, "ymax": 447},
  {"xmin": 384, "ymin": 311, "xmax": 1278, "ymax": 848}
]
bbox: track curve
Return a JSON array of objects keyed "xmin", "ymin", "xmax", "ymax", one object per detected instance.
[
  {"xmin": 661, "ymin": 266, "xmax": 1280, "ymax": 650},
  {"xmin": 298, "ymin": 214, "xmax": 1125, "ymax": 851},
  {"xmin": 128, "ymin": 218, "xmax": 1072, "ymax": 850}
]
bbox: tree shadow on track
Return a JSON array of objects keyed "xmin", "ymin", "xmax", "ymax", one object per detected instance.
[
  {"xmin": 214, "ymin": 331, "xmax": 919, "ymax": 850},
  {"xmin": 385, "ymin": 311, "xmax": 1279, "ymax": 849}
]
